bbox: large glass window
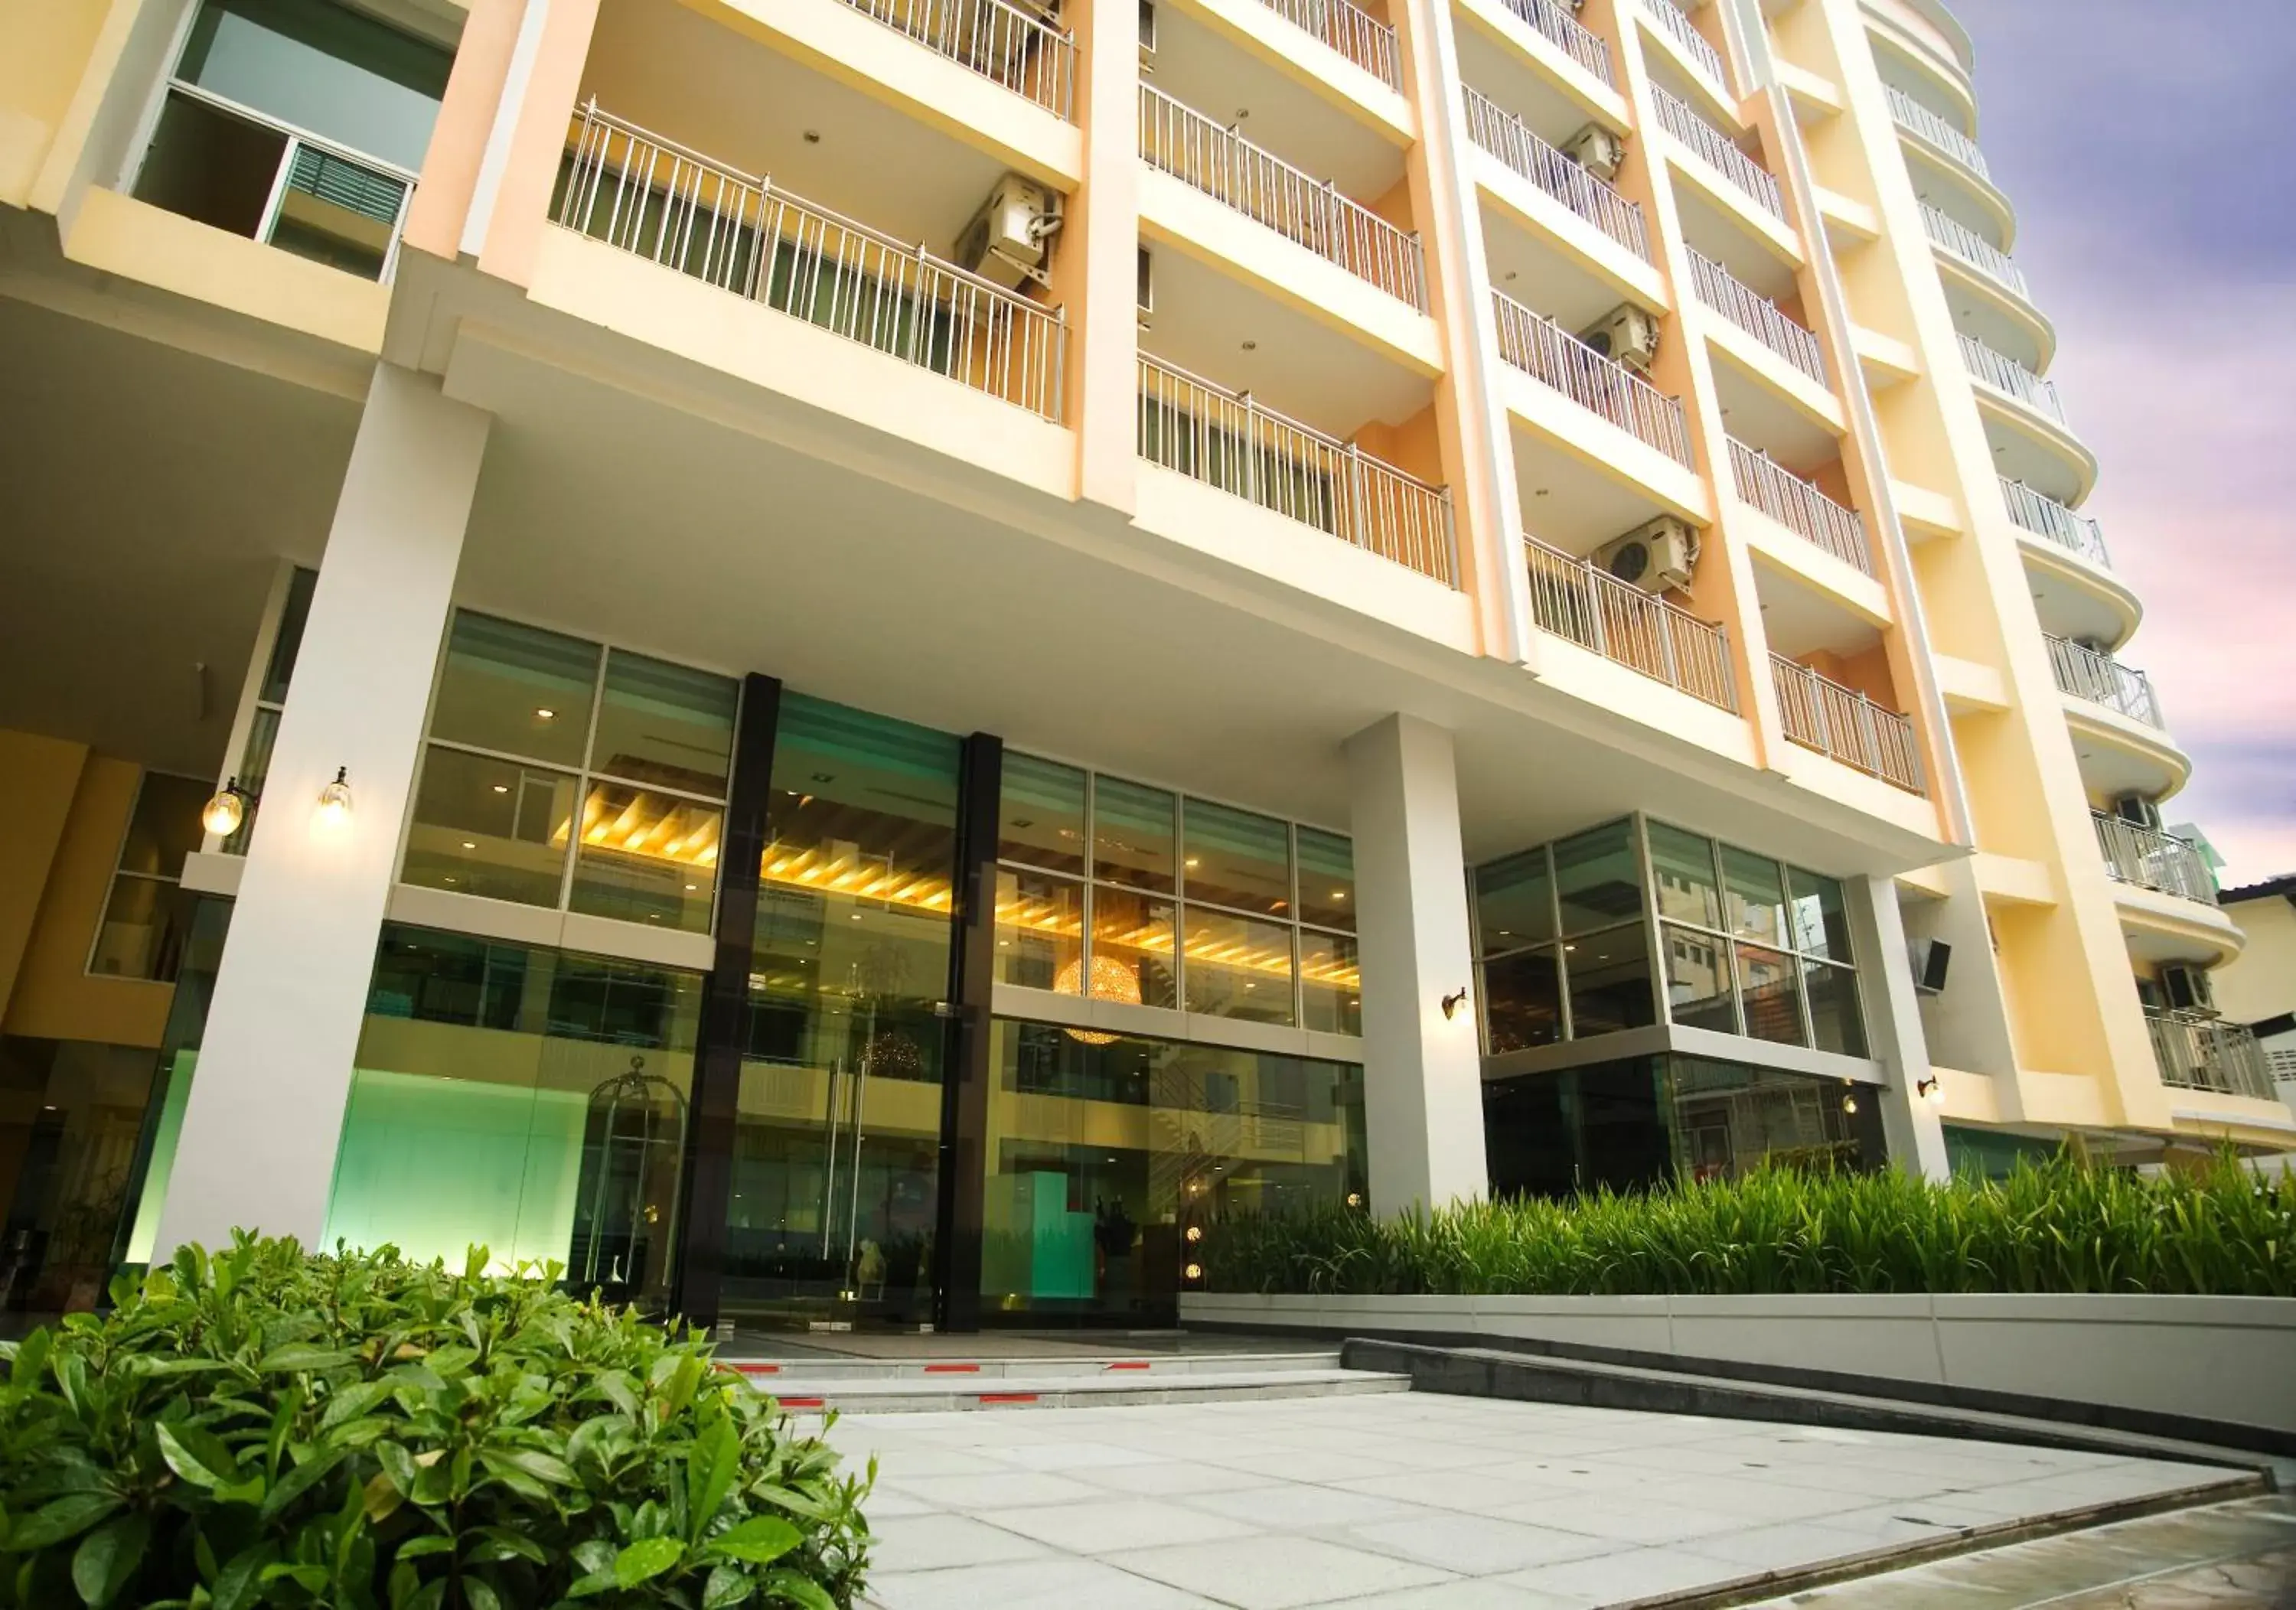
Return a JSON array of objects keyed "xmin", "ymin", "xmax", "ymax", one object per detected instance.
[
  {"xmin": 174, "ymin": 0, "xmax": 452, "ymax": 169},
  {"xmin": 90, "ymin": 774, "xmax": 210, "ymax": 983},
  {"xmin": 217, "ymin": 566, "xmax": 315, "ymax": 856},
  {"xmin": 0, "ymin": 1037, "xmax": 172, "ymax": 1313}
]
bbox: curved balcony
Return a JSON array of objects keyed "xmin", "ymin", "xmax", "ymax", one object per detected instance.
[
  {"xmin": 2095, "ymin": 813, "xmax": 2216, "ymax": 908},
  {"xmin": 1961, "ymin": 334, "xmax": 2095, "ymax": 501},
  {"xmin": 1922, "ymin": 203, "xmax": 2026, "ymax": 301},
  {"xmin": 1729, "ymin": 442, "xmax": 1870, "ymax": 573},
  {"xmin": 1884, "ymin": 83, "xmax": 1986, "ymax": 179},
  {"xmin": 1999, "ymin": 478, "xmax": 2139, "ymax": 647},
  {"xmin": 2047, "ymin": 637, "xmax": 2161, "ymax": 729},
  {"xmin": 1464, "ymin": 88, "xmax": 1649, "ymax": 262},
  {"xmin": 1525, "ymin": 537, "xmax": 1737, "ymax": 709},
  {"xmin": 2148, "ymin": 1012, "xmax": 2276, "ymax": 1103},
  {"xmin": 2001, "ymin": 478, "xmax": 2108, "ymax": 568},
  {"xmin": 1491, "ymin": 291, "xmax": 1692, "ymax": 466},
  {"xmin": 1651, "ymin": 86, "xmax": 1784, "ymax": 225},
  {"xmin": 2052, "ymin": 636, "xmax": 2186, "ymax": 800},
  {"xmin": 1499, "ymin": 0, "xmax": 1615, "ymax": 87},
  {"xmin": 1640, "ymin": 0, "xmax": 1728, "ymax": 94},
  {"xmin": 1771, "ymin": 656, "xmax": 1925, "ymax": 794},
  {"xmin": 1687, "ymin": 249, "xmax": 1826, "ymax": 385}
]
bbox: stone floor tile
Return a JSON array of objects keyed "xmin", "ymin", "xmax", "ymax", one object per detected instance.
[
  {"xmin": 1080, "ymin": 1460, "xmax": 1287, "ymax": 1499},
  {"xmin": 1498, "ymin": 1543, "xmax": 1749, "ymax": 1602},
  {"xmin": 1490, "ymin": 1490, "xmax": 1750, "ymax": 1545},
  {"xmin": 1342, "ymin": 1511, "xmax": 1619, "ymax": 1576},
  {"xmin": 887, "ymin": 1469, "xmax": 1111, "ymax": 1510},
  {"xmin": 1183, "ymin": 1482, "xmax": 1445, "ymax": 1530},
  {"xmin": 1301, "ymin": 1579, "xmax": 1596, "ymax": 1609},
  {"xmin": 866, "ymin": 1512, "xmax": 1054, "ymax": 1573},
  {"xmin": 977, "ymin": 1497, "xmax": 1261, "ymax": 1554},
  {"xmin": 1101, "ymin": 1534, "xmax": 1457, "ymax": 1610},
  {"xmin": 864, "ymin": 1556, "xmax": 1228, "ymax": 1609}
]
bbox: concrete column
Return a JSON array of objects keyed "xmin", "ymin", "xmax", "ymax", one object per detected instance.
[
  {"xmin": 1345, "ymin": 714, "xmax": 1488, "ymax": 1214},
  {"xmin": 155, "ymin": 365, "xmax": 489, "ymax": 1257},
  {"xmin": 1848, "ymin": 874, "xmax": 1950, "ymax": 1181}
]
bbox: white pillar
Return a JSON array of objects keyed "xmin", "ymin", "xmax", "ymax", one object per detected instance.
[
  {"xmin": 1848, "ymin": 874, "xmax": 1950, "ymax": 1181},
  {"xmin": 1345, "ymin": 714, "xmax": 1488, "ymax": 1213},
  {"xmin": 155, "ymin": 366, "xmax": 489, "ymax": 1256}
]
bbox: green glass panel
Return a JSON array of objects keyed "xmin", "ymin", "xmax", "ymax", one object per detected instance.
[
  {"xmin": 1723, "ymin": 847, "xmax": 1791, "ymax": 947},
  {"xmin": 1789, "ymin": 867, "xmax": 1854, "ymax": 962},
  {"xmin": 1481, "ymin": 946, "xmax": 1561, "ymax": 1051},
  {"xmin": 996, "ymin": 868, "xmax": 1082, "ymax": 991},
  {"xmin": 1737, "ymin": 944, "xmax": 1805, "ymax": 1045},
  {"xmin": 1554, "ymin": 821, "xmax": 1643, "ymax": 935},
  {"xmin": 1299, "ymin": 929, "xmax": 1359, "ymax": 1036},
  {"xmin": 1296, "ymin": 827, "xmax": 1355, "ymax": 933},
  {"xmin": 1183, "ymin": 797, "xmax": 1291, "ymax": 917},
  {"xmin": 999, "ymin": 753, "xmax": 1088, "ymax": 875},
  {"xmin": 569, "ymin": 784, "xmax": 722, "ymax": 933},
  {"xmin": 1662, "ymin": 922, "xmax": 1735, "ymax": 1033},
  {"xmin": 1647, "ymin": 822, "xmax": 1722, "ymax": 931},
  {"xmin": 1564, "ymin": 921, "xmax": 1654, "ymax": 1037},
  {"xmin": 429, "ymin": 612, "xmax": 599, "ymax": 769},
  {"xmin": 589, "ymin": 650, "xmax": 737, "ymax": 797},
  {"xmin": 1181, "ymin": 904, "xmax": 1295, "ymax": 1027},
  {"xmin": 1804, "ymin": 960, "xmax": 1867, "ymax": 1056},
  {"xmin": 1475, "ymin": 848, "xmax": 1555, "ymax": 953},
  {"xmin": 1092, "ymin": 775, "xmax": 1176, "ymax": 894},
  {"xmin": 402, "ymin": 745, "xmax": 576, "ymax": 907},
  {"xmin": 259, "ymin": 566, "xmax": 317, "ymax": 705}
]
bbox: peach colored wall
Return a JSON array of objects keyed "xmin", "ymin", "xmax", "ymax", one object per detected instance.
[
  {"xmin": 1057, "ymin": 0, "xmax": 1139, "ymax": 510},
  {"xmin": 403, "ymin": 0, "xmax": 528, "ymax": 264},
  {"xmin": 1353, "ymin": 402, "xmax": 1444, "ymax": 487},
  {"xmin": 476, "ymin": 0, "xmax": 604, "ymax": 287},
  {"xmin": 1365, "ymin": 173, "xmax": 1415, "ymax": 236}
]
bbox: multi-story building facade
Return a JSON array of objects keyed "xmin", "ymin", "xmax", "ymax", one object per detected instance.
[
  {"xmin": 1, "ymin": 0, "xmax": 2288, "ymax": 1328},
  {"xmin": 2213, "ymin": 878, "xmax": 2296, "ymax": 1118}
]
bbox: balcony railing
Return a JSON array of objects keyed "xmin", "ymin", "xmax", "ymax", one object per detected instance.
[
  {"xmin": 2094, "ymin": 812, "xmax": 2218, "ymax": 906},
  {"xmin": 835, "ymin": 0, "xmax": 1075, "ymax": 117},
  {"xmin": 2001, "ymin": 478, "xmax": 2112, "ymax": 568},
  {"xmin": 1686, "ymin": 249, "xmax": 1825, "ymax": 383},
  {"xmin": 1642, "ymin": 0, "xmax": 1727, "ymax": 90},
  {"xmin": 1525, "ymin": 538, "xmax": 1737, "ymax": 709},
  {"xmin": 1463, "ymin": 87, "xmax": 1649, "ymax": 261},
  {"xmin": 1960, "ymin": 334, "xmax": 2066, "ymax": 425},
  {"xmin": 1254, "ymin": 0, "xmax": 1400, "ymax": 87},
  {"xmin": 1771, "ymin": 656, "xmax": 1925, "ymax": 794},
  {"xmin": 1499, "ymin": 0, "xmax": 1615, "ymax": 86},
  {"xmin": 1138, "ymin": 355, "xmax": 1457, "ymax": 584},
  {"xmin": 1920, "ymin": 203, "xmax": 2027, "ymax": 299},
  {"xmin": 2148, "ymin": 1012, "xmax": 2276, "ymax": 1102},
  {"xmin": 2047, "ymin": 637, "xmax": 2164, "ymax": 729},
  {"xmin": 1728, "ymin": 441, "xmax": 1870, "ymax": 573},
  {"xmin": 557, "ymin": 104, "xmax": 1068, "ymax": 420},
  {"xmin": 1884, "ymin": 84, "xmax": 1989, "ymax": 179},
  {"xmin": 1138, "ymin": 86, "xmax": 1427, "ymax": 309},
  {"xmin": 1491, "ymin": 290, "xmax": 1692, "ymax": 466},
  {"xmin": 1651, "ymin": 86, "xmax": 1783, "ymax": 221}
]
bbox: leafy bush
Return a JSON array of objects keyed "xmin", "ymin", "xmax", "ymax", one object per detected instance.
[
  {"xmin": 1208, "ymin": 1152, "xmax": 2296, "ymax": 1299},
  {"xmin": 0, "ymin": 1235, "xmax": 871, "ymax": 1609}
]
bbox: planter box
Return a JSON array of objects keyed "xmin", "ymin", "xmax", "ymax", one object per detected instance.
[{"xmin": 1182, "ymin": 1291, "xmax": 2296, "ymax": 1438}]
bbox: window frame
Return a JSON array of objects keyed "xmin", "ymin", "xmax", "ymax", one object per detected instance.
[{"xmin": 85, "ymin": 769, "xmax": 210, "ymax": 983}]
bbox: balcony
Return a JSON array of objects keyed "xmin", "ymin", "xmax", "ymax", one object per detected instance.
[
  {"xmin": 1491, "ymin": 290, "xmax": 1691, "ymax": 465},
  {"xmin": 1687, "ymin": 249, "xmax": 1825, "ymax": 383},
  {"xmin": 1885, "ymin": 84, "xmax": 1988, "ymax": 179},
  {"xmin": 1138, "ymin": 355, "xmax": 1457, "ymax": 583},
  {"xmin": 1921, "ymin": 203, "xmax": 2027, "ymax": 301},
  {"xmin": 1498, "ymin": 0, "xmax": 1615, "ymax": 87},
  {"xmin": 2047, "ymin": 637, "xmax": 2164, "ymax": 729},
  {"xmin": 2095, "ymin": 813, "xmax": 2218, "ymax": 907},
  {"xmin": 2001, "ymin": 478, "xmax": 2111, "ymax": 569},
  {"xmin": 832, "ymin": 0, "xmax": 1075, "ymax": 116},
  {"xmin": 2148, "ymin": 1012, "xmax": 2277, "ymax": 1102},
  {"xmin": 1463, "ymin": 88, "xmax": 1649, "ymax": 261},
  {"xmin": 1728, "ymin": 441, "xmax": 1869, "ymax": 573},
  {"xmin": 1960, "ymin": 334, "xmax": 2065, "ymax": 425},
  {"xmin": 1640, "ymin": 0, "xmax": 1727, "ymax": 93},
  {"xmin": 1771, "ymin": 656, "xmax": 1924, "ymax": 794},
  {"xmin": 1251, "ymin": 0, "xmax": 1402, "ymax": 87},
  {"xmin": 557, "ymin": 104, "xmax": 1068, "ymax": 419},
  {"xmin": 1651, "ymin": 86, "xmax": 1783, "ymax": 223},
  {"xmin": 1138, "ymin": 86, "xmax": 1427, "ymax": 309},
  {"xmin": 1525, "ymin": 538, "xmax": 1737, "ymax": 708}
]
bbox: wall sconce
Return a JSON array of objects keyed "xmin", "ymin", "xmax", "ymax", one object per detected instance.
[
  {"xmin": 315, "ymin": 766, "xmax": 354, "ymax": 827},
  {"xmin": 201, "ymin": 777, "xmax": 250, "ymax": 837},
  {"xmin": 1440, "ymin": 988, "xmax": 1469, "ymax": 1021},
  {"xmin": 1839, "ymin": 1080, "xmax": 1860, "ymax": 1117},
  {"xmin": 1916, "ymin": 1074, "xmax": 1945, "ymax": 1106}
]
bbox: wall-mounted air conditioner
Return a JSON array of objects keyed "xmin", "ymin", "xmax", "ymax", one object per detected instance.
[
  {"xmin": 957, "ymin": 174, "xmax": 1058, "ymax": 289},
  {"xmin": 1594, "ymin": 517, "xmax": 1698, "ymax": 593},
  {"xmin": 1581, "ymin": 303, "xmax": 1660, "ymax": 373}
]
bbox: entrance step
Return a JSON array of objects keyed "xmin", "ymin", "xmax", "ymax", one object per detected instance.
[
  {"xmin": 727, "ymin": 1354, "xmax": 1410, "ymax": 1413},
  {"xmin": 723, "ymin": 1348, "xmax": 1355, "ymax": 1383}
]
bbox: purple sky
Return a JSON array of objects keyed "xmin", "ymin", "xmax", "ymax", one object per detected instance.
[{"xmin": 1956, "ymin": 2, "xmax": 2295, "ymax": 886}]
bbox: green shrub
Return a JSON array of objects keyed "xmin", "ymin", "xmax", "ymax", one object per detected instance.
[
  {"xmin": 1207, "ymin": 1152, "xmax": 2296, "ymax": 1299},
  {"xmin": 0, "ymin": 1234, "xmax": 872, "ymax": 1609}
]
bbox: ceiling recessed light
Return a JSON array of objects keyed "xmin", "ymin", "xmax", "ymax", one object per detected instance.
[
  {"xmin": 535, "ymin": 708, "xmax": 555, "ymax": 721},
  {"xmin": 803, "ymin": 129, "xmax": 821, "ymax": 144},
  {"xmin": 1241, "ymin": 339, "xmax": 1257, "ymax": 351},
  {"xmin": 461, "ymin": 841, "xmax": 476, "ymax": 850},
  {"xmin": 491, "ymin": 784, "xmax": 509, "ymax": 794}
]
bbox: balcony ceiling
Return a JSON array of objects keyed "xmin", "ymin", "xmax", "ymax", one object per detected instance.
[
  {"xmin": 1453, "ymin": 14, "xmax": 1608, "ymax": 145},
  {"xmin": 1710, "ymin": 349, "xmax": 1838, "ymax": 468},
  {"xmin": 1482, "ymin": 204, "xmax": 1634, "ymax": 331},
  {"xmin": 1750, "ymin": 559, "xmax": 1883, "ymax": 660}
]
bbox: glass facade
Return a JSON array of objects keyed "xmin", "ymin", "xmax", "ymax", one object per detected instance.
[
  {"xmin": 980, "ymin": 1019, "xmax": 1364, "ymax": 1322},
  {"xmin": 219, "ymin": 566, "xmax": 315, "ymax": 856},
  {"xmin": 89, "ymin": 772, "xmax": 210, "ymax": 982},
  {"xmin": 0, "ymin": 1037, "xmax": 171, "ymax": 1312}
]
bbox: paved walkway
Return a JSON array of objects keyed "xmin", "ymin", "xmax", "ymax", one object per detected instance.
[{"xmin": 818, "ymin": 1392, "xmax": 2246, "ymax": 1609}]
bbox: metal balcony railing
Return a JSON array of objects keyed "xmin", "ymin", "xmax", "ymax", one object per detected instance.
[
  {"xmin": 1642, "ymin": 0, "xmax": 1727, "ymax": 90},
  {"xmin": 1463, "ymin": 87, "xmax": 1649, "ymax": 260},
  {"xmin": 1884, "ymin": 84, "xmax": 1988, "ymax": 178},
  {"xmin": 1920, "ymin": 203, "xmax": 2028, "ymax": 299},
  {"xmin": 2000, "ymin": 478, "xmax": 2112, "ymax": 568},
  {"xmin": 1138, "ymin": 355, "xmax": 1458, "ymax": 585},
  {"xmin": 1686, "ymin": 249, "xmax": 1826, "ymax": 383},
  {"xmin": 1727, "ymin": 441, "xmax": 1870, "ymax": 573},
  {"xmin": 1960, "ymin": 334, "xmax": 2066, "ymax": 425},
  {"xmin": 1491, "ymin": 290, "xmax": 1692, "ymax": 466},
  {"xmin": 1651, "ymin": 85, "xmax": 1783, "ymax": 221},
  {"xmin": 1253, "ymin": 0, "xmax": 1400, "ymax": 86},
  {"xmin": 2047, "ymin": 636, "xmax": 2164, "ymax": 729},
  {"xmin": 1499, "ymin": 0, "xmax": 1614, "ymax": 86},
  {"xmin": 558, "ymin": 104, "xmax": 1068, "ymax": 419},
  {"xmin": 1771, "ymin": 656, "xmax": 1925, "ymax": 794},
  {"xmin": 2147, "ymin": 1012, "xmax": 2276, "ymax": 1101},
  {"xmin": 2094, "ymin": 812, "xmax": 2218, "ymax": 906},
  {"xmin": 1525, "ymin": 538, "xmax": 1737, "ymax": 709},
  {"xmin": 833, "ymin": 0, "xmax": 1075, "ymax": 116},
  {"xmin": 1138, "ymin": 86, "xmax": 1427, "ymax": 309}
]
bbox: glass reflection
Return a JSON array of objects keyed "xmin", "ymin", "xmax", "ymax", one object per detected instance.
[
  {"xmin": 1483, "ymin": 947, "xmax": 1561, "ymax": 1051},
  {"xmin": 1182, "ymin": 906, "xmax": 1296, "ymax": 1026},
  {"xmin": 1475, "ymin": 848, "xmax": 1555, "ymax": 951},
  {"xmin": 1789, "ymin": 869, "xmax": 1854, "ymax": 962},
  {"xmin": 569, "ymin": 784, "xmax": 722, "ymax": 932},
  {"xmin": 1000, "ymin": 753, "xmax": 1087, "ymax": 875},
  {"xmin": 1296, "ymin": 827, "xmax": 1355, "ymax": 933},
  {"xmin": 1298, "ymin": 929, "xmax": 1361, "ymax": 1036},
  {"xmin": 1554, "ymin": 822, "xmax": 1642, "ymax": 934},
  {"xmin": 1093, "ymin": 776, "xmax": 1176, "ymax": 892},
  {"xmin": 403, "ymin": 746, "xmax": 576, "ymax": 907},
  {"xmin": 589, "ymin": 650, "xmax": 737, "ymax": 798},
  {"xmin": 1089, "ymin": 888, "xmax": 1178, "ymax": 1011},
  {"xmin": 1723, "ymin": 848, "xmax": 1791, "ymax": 947},
  {"xmin": 1662, "ymin": 924, "xmax": 1735, "ymax": 1033},
  {"xmin": 1737, "ymin": 944, "xmax": 1805, "ymax": 1045},
  {"xmin": 996, "ymin": 869, "xmax": 1082, "ymax": 990},
  {"xmin": 1184, "ymin": 798, "xmax": 1291, "ymax": 917},
  {"xmin": 428, "ymin": 613, "xmax": 598, "ymax": 768},
  {"xmin": 1564, "ymin": 921, "xmax": 1654, "ymax": 1037},
  {"xmin": 1803, "ymin": 961, "xmax": 1867, "ymax": 1056},
  {"xmin": 1648, "ymin": 823, "xmax": 1722, "ymax": 930}
]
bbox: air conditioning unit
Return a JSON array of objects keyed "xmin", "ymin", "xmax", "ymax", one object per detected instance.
[
  {"xmin": 2161, "ymin": 964, "xmax": 2217, "ymax": 1017},
  {"xmin": 1594, "ymin": 517, "xmax": 1698, "ymax": 593},
  {"xmin": 1581, "ymin": 303, "xmax": 1660, "ymax": 373},
  {"xmin": 956, "ymin": 174, "xmax": 1057, "ymax": 290},
  {"xmin": 1564, "ymin": 123, "xmax": 1626, "ymax": 183},
  {"xmin": 2112, "ymin": 792, "xmax": 2161, "ymax": 829}
]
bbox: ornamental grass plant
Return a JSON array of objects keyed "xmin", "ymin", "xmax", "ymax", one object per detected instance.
[
  {"xmin": 1207, "ymin": 1151, "xmax": 2296, "ymax": 1299},
  {"xmin": 0, "ymin": 1234, "xmax": 871, "ymax": 1609}
]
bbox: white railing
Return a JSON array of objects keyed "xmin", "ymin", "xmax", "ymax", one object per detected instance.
[
  {"xmin": 557, "ymin": 104, "xmax": 1067, "ymax": 420},
  {"xmin": 1687, "ymin": 249, "xmax": 1825, "ymax": 383},
  {"xmin": 1491, "ymin": 289, "xmax": 1692, "ymax": 466},
  {"xmin": 1254, "ymin": 0, "xmax": 1400, "ymax": 87},
  {"xmin": 1960, "ymin": 334, "xmax": 2066, "ymax": 425},
  {"xmin": 1138, "ymin": 86, "xmax": 1427, "ymax": 309},
  {"xmin": 1771, "ymin": 656, "xmax": 1925, "ymax": 794},
  {"xmin": 1885, "ymin": 84, "xmax": 1988, "ymax": 178},
  {"xmin": 1139, "ymin": 355, "xmax": 1457, "ymax": 585},
  {"xmin": 2000, "ymin": 478, "xmax": 2111, "ymax": 568},
  {"xmin": 1920, "ymin": 203, "xmax": 2028, "ymax": 299},
  {"xmin": 1525, "ymin": 537, "xmax": 1737, "ymax": 709},
  {"xmin": 2047, "ymin": 637, "xmax": 2164, "ymax": 729},
  {"xmin": 1642, "ymin": 0, "xmax": 1727, "ymax": 90},
  {"xmin": 1499, "ymin": 0, "xmax": 1614, "ymax": 86},
  {"xmin": 1727, "ymin": 441, "xmax": 1870, "ymax": 573},
  {"xmin": 1463, "ymin": 88, "xmax": 1648, "ymax": 260},
  {"xmin": 835, "ymin": 0, "xmax": 1075, "ymax": 116},
  {"xmin": 2148, "ymin": 1012, "xmax": 2276, "ymax": 1102},
  {"xmin": 1651, "ymin": 85, "xmax": 1783, "ymax": 220},
  {"xmin": 2094, "ymin": 813, "xmax": 2218, "ymax": 906}
]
